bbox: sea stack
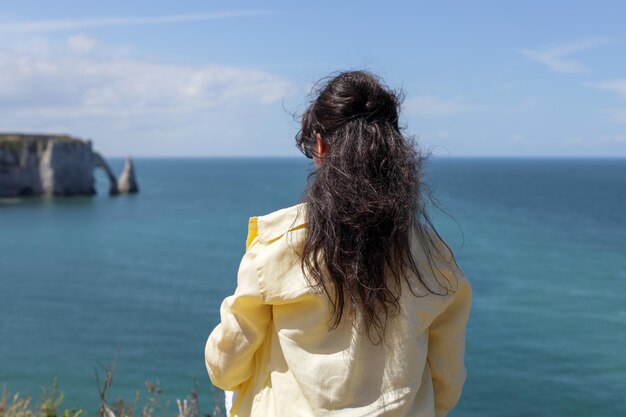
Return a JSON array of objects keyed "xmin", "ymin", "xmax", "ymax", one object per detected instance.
[{"xmin": 117, "ymin": 157, "xmax": 139, "ymax": 194}]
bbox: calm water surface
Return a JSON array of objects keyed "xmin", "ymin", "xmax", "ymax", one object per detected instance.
[{"xmin": 1, "ymin": 157, "xmax": 625, "ymax": 417}]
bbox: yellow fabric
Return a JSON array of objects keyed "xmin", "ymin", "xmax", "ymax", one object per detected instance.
[{"xmin": 205, "ymin": 202, "xmax": 472, "ymax": 417}]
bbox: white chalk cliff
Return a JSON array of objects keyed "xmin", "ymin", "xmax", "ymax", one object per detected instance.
[{"xmin": 0, "ymin": 134, "xmax": 137, "ymax": 198}]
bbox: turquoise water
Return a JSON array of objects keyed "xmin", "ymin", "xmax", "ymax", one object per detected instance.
[{"xmin": 1, "ymin": 157, "xmax": 625, "ymax": 416}]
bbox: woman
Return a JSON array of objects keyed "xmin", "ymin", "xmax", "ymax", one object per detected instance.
[{"xmin": 205, "ymin": 70, "xmax": 472, "ymax": 417}]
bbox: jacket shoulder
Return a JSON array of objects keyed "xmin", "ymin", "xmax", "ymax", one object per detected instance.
[
  {"xmin": 245, "ymin": 202, "xmax": 311, "ymax": 303},
  {"xmin": 250, "ymin": 202, "xmax": 307, "ymax": 246}
]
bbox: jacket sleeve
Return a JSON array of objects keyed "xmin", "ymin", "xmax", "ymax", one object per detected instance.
[
  {"xmin": 204, "ymin": 217, "xmax": 272, "ymax": 391},
  {"xmin": 426, "ymin": 242, "xmax": 473, "ymax": 417}
]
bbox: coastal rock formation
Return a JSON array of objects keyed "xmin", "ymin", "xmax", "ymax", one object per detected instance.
[
  {"xmin": 0, "ymin": 134, "xmax": 131, "ymax": 198},
  {"xmin": 93, "ymin": 151, "xmax": 119, "ymax": 195},
  {"xmin": 0, "ymin": 136, "xmax": 45, "ymax": 196},
  {"xmin": 117, "ymin": 157, "xmax": 139, "ymax": 194},
  {"xmin": 39, "ymin": 137, "xmax": 98, "ymax": 195}
]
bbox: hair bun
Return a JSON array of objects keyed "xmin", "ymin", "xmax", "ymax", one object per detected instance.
[
  {"xmin": 342, "ymin": 74, "xmax": 399, "ymax": 123},
  {"xmin": 296, "ymin": 70, "xmax": 402, "ymax": 153}
]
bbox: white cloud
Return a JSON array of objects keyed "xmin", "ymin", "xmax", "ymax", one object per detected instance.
[
  {"xmin": 404, "ymin": 96, "xmax": 477, "ymax": 117},
  {"xmin": 0, "ymin": 38, "xmax": 298, "ymax": 156},
  {"xmin": 586, "ymin": 79, "xmax": 626, "ymax": 99},
  {"xmin": 520, "ymin": 38, "xmax": 608, "ymax": 73},
  {"xmin": 0, "ymin": 48, "xmax": 295, "ymax": 118},
  {"xmin": 67, "ymin": 34, "xmax": 97, "ymax": 53},
  {"xmin": 0, "ymin": 11, "xmax": 272, "ymax": 33}
]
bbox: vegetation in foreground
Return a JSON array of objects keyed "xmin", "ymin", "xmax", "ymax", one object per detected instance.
[{"xmin": 0, "ymin": 363, "xmax": 224, "ymax": 417}]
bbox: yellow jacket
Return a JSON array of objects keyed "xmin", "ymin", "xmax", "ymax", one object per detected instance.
[{"xmin": 205, "ymin": 202, "xmax": 472, "ymax": 417}]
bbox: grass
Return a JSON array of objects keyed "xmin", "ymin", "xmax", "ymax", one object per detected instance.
[
  {"xmin": 0, "ymin": 362, "xmax": 224, "ymax": 417},
  {"xmin": 0, "ymin": 379, "xmax": 83, "ymax": 417}
]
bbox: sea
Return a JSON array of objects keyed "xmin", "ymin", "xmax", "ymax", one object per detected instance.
[{"xmin": 1, "ymin": 157, "xmax": 625, "ymax": 417}]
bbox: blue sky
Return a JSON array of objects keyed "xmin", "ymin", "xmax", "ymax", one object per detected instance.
[{"xmin": 1, "ymin": 1, "xmax": 625, "ymax": 157}]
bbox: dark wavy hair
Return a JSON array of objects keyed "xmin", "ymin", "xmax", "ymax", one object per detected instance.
[{"xmin": 293, "ymin": 70, "xmax": 458, "ymax": 344}]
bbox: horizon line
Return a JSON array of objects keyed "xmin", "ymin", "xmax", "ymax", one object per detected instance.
[{"xmin": 103, "ymin": 154, "xmax": 626, "ymax": 159}]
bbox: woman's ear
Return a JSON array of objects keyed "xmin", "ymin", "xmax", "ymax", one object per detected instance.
[
  {"xmin": 315, "ymin": 133, "xmax": 326, "ymax": 157},
  {"xmin": 313, "ymin": 133, "xmax": 326, "ymax": 168}
]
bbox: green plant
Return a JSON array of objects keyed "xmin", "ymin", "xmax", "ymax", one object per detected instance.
[
  {"xmin": 0, "ymin": 380, "xmax": 84, "ymax": 417},
  {"xmin": 1, "ymin": 360, "xmax": 222, "ymax": 417}
]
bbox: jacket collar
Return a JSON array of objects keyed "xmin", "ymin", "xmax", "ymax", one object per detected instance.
[{"xmin": 255, "ymin": 202, "xmax": 308, "ymax": 245}]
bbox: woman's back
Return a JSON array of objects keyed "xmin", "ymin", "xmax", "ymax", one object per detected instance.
[
  {"xmin": 205, "ymin": 202, "xmax": 471, "ymax": 416},
  {"xmin": 205, "ymin": 70, "xmax": 471, "ymax": 416}
]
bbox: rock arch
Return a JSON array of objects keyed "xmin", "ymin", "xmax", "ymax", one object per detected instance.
[{"xmin": 92, "ymin": 151, "xmax": 119, "ymax": 195}]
